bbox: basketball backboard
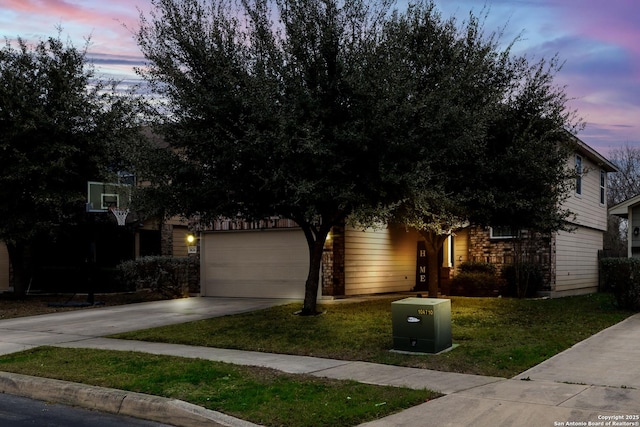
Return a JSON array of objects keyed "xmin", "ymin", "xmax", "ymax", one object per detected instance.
[{"xmin": 86, "ymin": 181, "xmax": 132, "ymax": 213}]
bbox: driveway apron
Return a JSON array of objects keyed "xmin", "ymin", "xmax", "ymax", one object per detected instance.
[{"xmin": 0, "ymin": 297, "xmax": 288, "ymax": 355}]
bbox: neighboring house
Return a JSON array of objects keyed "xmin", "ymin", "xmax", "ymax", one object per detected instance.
[
  {"xmin": 608, "ymin": 194, "xmax": 640, "ymax": 258},
  {"xmin": 136, "ymin": 216, "xmax": 191, "ymax": 259},
  {"xmin": 0, "ymin": 196, "xmax": 192, "ymax": 295},
  {"xmin": 199, "ymin": 136, "xmax": 617, "ymax": 299}
]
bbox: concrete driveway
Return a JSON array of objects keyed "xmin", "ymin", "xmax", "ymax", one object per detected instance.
[{"xmin": 0, "ymin": 297, "xmax": 290, "ymax": 356}]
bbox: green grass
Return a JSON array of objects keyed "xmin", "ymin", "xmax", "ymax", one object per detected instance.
[
  {"xmin": 112, "ymin": 293, "xmax": 633, "ymax": 377},
  {"xmin": 0, "ymin": 347, "xmax": 434, "ymax": 427},
  {"xmin": 0, "ymin": 293, "xmax": 631, "ymax": 426}
]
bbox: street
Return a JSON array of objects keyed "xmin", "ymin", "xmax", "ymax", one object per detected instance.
[{"xmin": 0, "ymin": 393, "xmax": 172, "ymax": 427}]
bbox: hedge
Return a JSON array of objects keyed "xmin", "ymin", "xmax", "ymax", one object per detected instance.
[
  {"xmin": 450, "ymin": 271, "xmax": 502, "ymax": 297},
  {"xmin": 117, "ymin": 256, "xmax": 199, "ymax": 298},
  {"xmin": 458, "ymin": 261, "xmax": 497, "ymax": 275},
  {"xmin": 600, "ymin": 257, "xmax": 640, "ymax": 311}
]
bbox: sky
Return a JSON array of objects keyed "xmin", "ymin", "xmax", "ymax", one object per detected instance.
[{"xmin": 0, "ymin": 0, "xmax": 638, "ymax": 157}]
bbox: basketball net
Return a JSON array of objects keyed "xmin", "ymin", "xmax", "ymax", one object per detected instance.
[{"xmin": 109, "ymin": 206, "xmax": 130, "ymax": 226}]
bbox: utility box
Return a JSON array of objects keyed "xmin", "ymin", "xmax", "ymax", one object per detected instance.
[{"xmin": 391, "ymin": 297, "xmax": 452, "ymax": 353}]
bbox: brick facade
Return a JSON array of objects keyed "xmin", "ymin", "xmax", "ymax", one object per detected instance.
[
  {"xmin": 322, "ymin": 224, "xmax": 345, "ymax": 296},
  {"xmin": 467, "ymin": 226, "xmax": 553, "ymax": 290}
]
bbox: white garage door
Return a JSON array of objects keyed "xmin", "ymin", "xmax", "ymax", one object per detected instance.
[{"xmin": 201, "ymin": 229, "xmax": 310, "ymax": 298}]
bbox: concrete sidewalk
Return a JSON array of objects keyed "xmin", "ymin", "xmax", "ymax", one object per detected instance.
[
  {"xmin": 361, "ymin": 312, "xmax": 640, "ymax": 426},
  {"xmin": 1, "ymin": 298, "xmax": 639, "ymax": 427}
]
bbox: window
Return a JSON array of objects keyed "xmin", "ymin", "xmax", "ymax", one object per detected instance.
[
  {"xmin": 600, "ymin": 170, "xmax": 606, "ymax": 205},
  {"xmin": 575, "ymin": 155, "xmax": 583, "ymax": 195},
  {"xmin": 576, "ymin": 156, "xmax": 583, "ymax": 194},
  {"xmin": 490, "ymin": 226, "xmax": 517, "ymax": 239}
]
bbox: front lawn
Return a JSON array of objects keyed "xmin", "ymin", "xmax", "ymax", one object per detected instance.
[
  {"xmin": 0, "ymin": 347, "xmax": 434, "ymax": 427},
  {"xmin": 112, "ymin": 292, "xmax": 632, "ymax": 377},
  {"xmin": 0, "ymin": 293, "xmax": 631, "ymax": 427}
]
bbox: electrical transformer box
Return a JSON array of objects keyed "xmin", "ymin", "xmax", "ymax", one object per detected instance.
[{"xmin": 391, "ymin": 297, "xmax": 452, "ymax": 353}]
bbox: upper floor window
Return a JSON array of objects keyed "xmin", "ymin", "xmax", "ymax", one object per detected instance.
[
  {"xmin": 600, "ymin": 170, "xmax": 606, "ymax": 205},
  {"xmin": 575, "ymin": 155, "xmax": 583, "ymax": 195}
]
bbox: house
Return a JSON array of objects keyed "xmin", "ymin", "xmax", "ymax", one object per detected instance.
[
  {"xmin": 608, "ymin": 194, "xmax": 640, "ymax": 258},
  {"xmin": 199, "ymin": 136, "xmax": 617, "ymax": 299},
  {"xmin": 1, "ymin": 136, "xmax": 615, "ymax": 298},
  {"xmin": 447, "ymin": 137, "xmax": 618, "ymax": 297},
  {"xmin": 199, "ymin": 220, "xmax": 426, "ymax": 299},
  {"xmin": 0, "ymin": 191, "xmax": 192, "ymax": 294}
]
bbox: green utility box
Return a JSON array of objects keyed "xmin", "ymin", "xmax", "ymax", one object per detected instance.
[{"xmin": 391, "ymin": 297, "xmax": 452, "ymax": 353}]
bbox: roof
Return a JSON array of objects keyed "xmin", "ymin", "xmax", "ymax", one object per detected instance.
[
  {"xmin": 609, "ymin": 194, "xmax": 640, "ymax": 218},
  {"xmin": 570, "ymin": 134, "xmax": 619, "ymax": 173}
]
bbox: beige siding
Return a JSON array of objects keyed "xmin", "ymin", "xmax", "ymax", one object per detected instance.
[
  {"xmin": 564, "ymin": 154, "xmax": 608, "ymax": 231},
  {"xmin": 201, "ymin": 229, "xmax": 309, "ymax": 299},
  {"xmin": 172, "ymin": 226, "xmax": 189, "ymax": 257},
  {"xmin": 344, "ymin": 225, "xmax": 419, "ymax": 295},
  {"xmin": 0, "ymin": 242, "xmax": 9, "ymax": 291},
  {"xmin": 553, "ymin": 227, "xmax": 603, "ymax": 296},
  {"xmin": 452, "ymin": 229, "xmax": 469, "ymax": 273}
]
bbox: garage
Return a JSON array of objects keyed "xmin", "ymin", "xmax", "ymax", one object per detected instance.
[{"xmin": 200, "ymin": 228, "xmax": 310, "ymax": 298}]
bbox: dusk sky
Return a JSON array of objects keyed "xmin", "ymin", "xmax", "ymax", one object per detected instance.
[{"xmin": 1, "ymin": 0, "xmax": 638, "ymax": 157}]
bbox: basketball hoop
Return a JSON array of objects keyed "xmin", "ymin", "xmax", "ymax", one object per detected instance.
[{"xmin": 109, "ymin": 206, "xmax": 130, "ymax": 226}]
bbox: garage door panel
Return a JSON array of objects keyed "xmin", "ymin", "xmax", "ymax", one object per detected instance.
[{"xmin": 202, "ymin": 229, "xmax": 309, "ymax": 299}]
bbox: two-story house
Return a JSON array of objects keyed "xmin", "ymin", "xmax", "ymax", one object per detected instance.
[{"xmin": 198, "ymin": 137, "xmax": 617, "ymax": 299}]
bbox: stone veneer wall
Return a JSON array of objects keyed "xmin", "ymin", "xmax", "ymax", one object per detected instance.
[{"xmin": 322, "ymin": 224, "xmax": 345, "ymax": 297}]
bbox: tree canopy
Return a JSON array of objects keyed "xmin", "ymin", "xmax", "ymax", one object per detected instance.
[
  {"xmin": 137, "ymin": 0, "xmax": 580, "ymax": 309},
  {"xmin": 0, "ymin": 34, "xmax": 146, "ymax": 294}
]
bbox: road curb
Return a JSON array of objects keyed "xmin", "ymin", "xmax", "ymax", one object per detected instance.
[{"xmin": 0, "ymin": 371, "xmax": 260, "ymax": 427}]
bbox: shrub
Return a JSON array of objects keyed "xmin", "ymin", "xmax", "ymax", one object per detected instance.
[
  {"xmin": 600, "ymin": 258, "xmax": 640, "ymax": 311},
  {"xmin": 458, "ymin": 261, "xmax": 497, "ymax": 275},
  {"xmin": 117, "ymin": 256, "xmax": 199, "ymax": 298},
  {"xmin": 450, "ymin": 271, "xmax": 502, "ymax": 297},
  {"xmin": 502, "ymin": 263, "xmax": 543, "ymax": 298}
]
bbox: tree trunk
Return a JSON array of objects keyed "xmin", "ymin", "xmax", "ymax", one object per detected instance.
[
  {"xmin": 300, "ymin": 223, "xmax": 332, "ymax": 316},
  {"xmin": 419, "ymin": 231, "xmax": 449, "ymax": 298},
  {"xmin": 6, "ymin": 241, "xmax": 29, "ymax": 297}
]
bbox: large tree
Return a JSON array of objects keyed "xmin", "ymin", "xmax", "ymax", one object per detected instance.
[
  {"xmin": 372, "ymin": 11, "xmax": 581, "ymax": 297},
  {"xmin": 136, "ymin": 0, "xmax": 578, "ymax": 310},
  {"xmin": 137, "ymin": 0, "xmax": 416, "ymax": 314},
  {"xmin": 0, "ymin": 35, "xmax": 146, "ymax": 295},
  {"xmin": 607, "ymin": 145, "xmax": 640, "ymax": 205}
]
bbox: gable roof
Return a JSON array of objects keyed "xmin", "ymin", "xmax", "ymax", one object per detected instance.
[
  {"xmin": 570, "ymin": 134, "xmax": 618, "ymax": 173},
  {"xmin": 609, "ymin": 194, "xmax": 640, "ymax": 218}
]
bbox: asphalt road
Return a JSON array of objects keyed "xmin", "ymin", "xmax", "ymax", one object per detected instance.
[{"xmin": 0, "ymin": 393, "xmax": 173, "ymax": 427}]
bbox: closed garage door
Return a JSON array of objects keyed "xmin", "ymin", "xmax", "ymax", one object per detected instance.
[{"xmin": 201, "ymin": 229, "xmax": 310, "ymax": 298}]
